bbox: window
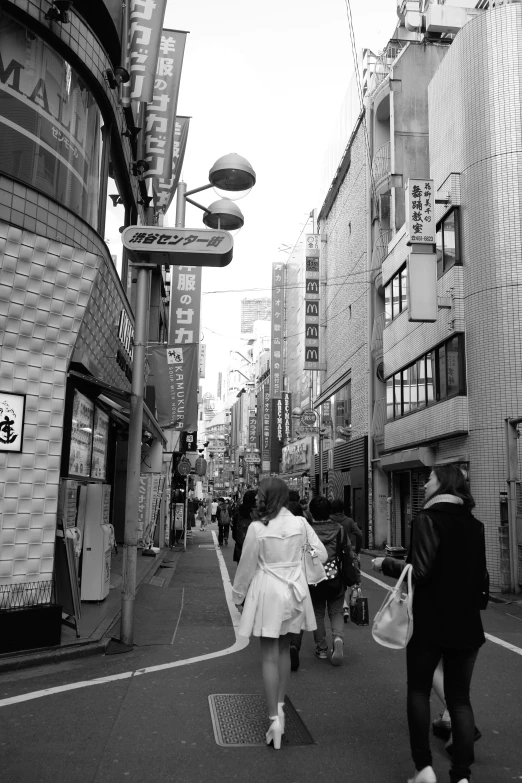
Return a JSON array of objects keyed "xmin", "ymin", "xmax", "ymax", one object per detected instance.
[
  {"xmin": 436, "ymin": 208, "xmax": 461, "ymax": 278},
  {"xmin": 385, "ymin": 335, "xmax": 466, "ymax": 421},
  {"xmin": 384, "ymin": 264, "xmax": 408, "ymax": 325},
  {"xmin": 322, "ymin": 381, "xmax": 351, "ymax": 436}
]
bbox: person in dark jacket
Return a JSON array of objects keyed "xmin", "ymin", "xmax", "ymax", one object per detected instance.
[
  {"xmin": 308, "ymin": 495, "xmax": 346, "ymax": 666},
  {"xmin": 373, "ymin": 464, "xmax": 488, "ymax": 783},
  {"xmin": 231, "ymin": 490, "xmax": 257, "ymax": 563},
  {"xmin": 330, "ymin": 499, "xmax": 363, "ymax": 553}
]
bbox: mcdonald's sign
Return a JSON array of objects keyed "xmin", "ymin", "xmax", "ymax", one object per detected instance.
[{"xmin": 304, "ymin": 234, "xmax": 326, "ymax": 370}]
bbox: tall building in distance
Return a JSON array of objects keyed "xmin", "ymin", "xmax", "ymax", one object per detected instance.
[{"xmin": 240, "ymin": 297, "xmax": 271, "ymax": 334}]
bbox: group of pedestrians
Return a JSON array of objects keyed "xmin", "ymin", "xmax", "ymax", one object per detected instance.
[{"xmin": 229, "ymin": 467, "xmax": 488, "ymax": 783}]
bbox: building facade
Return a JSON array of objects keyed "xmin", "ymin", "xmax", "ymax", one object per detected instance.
[{"xmin": 240, "ymin": 297, "xmax": 271, "ymax": 334}]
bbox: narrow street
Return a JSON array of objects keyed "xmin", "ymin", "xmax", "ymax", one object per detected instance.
[{"xmin": 1, "ymin": 530, "xmax": 521, "ymax": 783}]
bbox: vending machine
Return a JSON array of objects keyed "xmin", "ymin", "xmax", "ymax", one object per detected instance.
[{"xmin": 80, "ymin": 484, "xmax": 112, "ymax": 601}]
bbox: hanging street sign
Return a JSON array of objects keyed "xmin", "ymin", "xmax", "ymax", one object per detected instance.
[
  {"xmin": 244, "ymin": 454, "xmax": 261, "ymax": 465},
  {"xmin": 177, "ymin": 459, "xmax": 191, "ymax": 476},
  {"xmin": 300, "ymin": 408, "xmax": 318, "ymax": 427},
  {"xmin": 122, "ymin": 227, "xmax": 234, "ymax": 268}
]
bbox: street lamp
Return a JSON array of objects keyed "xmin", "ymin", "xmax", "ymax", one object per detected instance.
[{"xmin": 120, "ymin": 153, "xmax": 256, "ymax": 648}]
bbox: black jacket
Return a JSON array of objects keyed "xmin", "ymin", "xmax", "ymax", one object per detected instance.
[
  {"xmin": 330, "ymin": 512, "xmax": 363, "ymax": 553},
  {"xmin": 382, "ymin": 501, "xmax": 488, "ymax": 649},
  {"xmin": 231, "ymin": 504, "xmax": 254, "ymax": 563}
]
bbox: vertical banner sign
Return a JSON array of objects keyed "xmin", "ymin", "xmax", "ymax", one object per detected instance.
[
  {"xmin": 199, "ymin": 344, "xmax": 206, "ymax": 378},
  {"xmin": 144, "ymin": 30, "xmax": 187, "ymax": 180},
  {"xmin": 248, "ymin": 416, "xmax": 257, "ymax": 444},
  {"xmin": 304, "ymin": 234, "xmax": 324, "ymax": 370},
  {"xmin": 282, "ymin": 391, "xmax": 292, "ymax": 442},
  {"xmin": 405, "ymin": 179, "xmax": 435, "ymax": 243},
  {"xmin": 138, "ymin": 474, "xmax": 153, "ymax": 540},
  {"xmin": 126, "ymin": 0, "xmax": 168, "ymax": 103},
  {"xmin": 262, "ymin": 384, "xmax": 271, "ymax": 472},
  {"xmin": 149, "ymin": 344, "xmax": 199, "ymax": 430},
  {"xmin": 152, "ymin": 116, "xmax": 190, "ymax": 213},
  {"xmin": 270, "ymin": 398, "xmax": 284, "ymax": 473},
  {"xmin": 270, "ymin": 263, "xmax": 283, "ymax": 398},
  {"xmin": 169, "ymin": 266, "xmax": 202, "ymax": 344}
]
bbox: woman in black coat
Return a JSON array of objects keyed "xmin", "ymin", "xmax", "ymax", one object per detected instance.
[
  {"xmin": 231, "ymin": 489, "xmax": 257, "ymax": 563},
  {"xmin": 373, "ymin": 464, "xmax": 488, "ymax": 783}
]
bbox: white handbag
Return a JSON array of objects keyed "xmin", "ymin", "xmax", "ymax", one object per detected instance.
[{"xmin": 372, "ymin": 563, "xmax": 414, "ymax": 649}]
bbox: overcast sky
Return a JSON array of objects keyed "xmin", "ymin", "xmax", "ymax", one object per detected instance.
[{"xmin": 108, "ymin": 0, "xmax": 399, "ymax": 396}]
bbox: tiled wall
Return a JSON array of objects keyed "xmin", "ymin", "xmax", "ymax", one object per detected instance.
[
  {"xmin": 426, "ymin": 4, "xmax": 522, "ymax": 586},
  {"xmin": 320, "ymin": 127, "xmax": 369, "ymax": 442},
  {"xmin": 0, "ymin": 224, "xmax": 99, "ymax": 586},
  {"xmin": 384, "ymin": 396, "xmax": 469, "ymax": 452}
]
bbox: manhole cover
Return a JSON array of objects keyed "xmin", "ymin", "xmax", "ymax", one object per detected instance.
[
  {"xmin": 149, "ymin": 576, "xmax": 165, "ymax": 587},
  {"xmin": 208, "ymin": 694, "xmax": 314, "ymax": 747}
]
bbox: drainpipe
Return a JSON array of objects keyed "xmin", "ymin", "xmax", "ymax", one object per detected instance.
[{"xmin": 366, "ymin": 102, "xmax": 375, "ymax": 549}]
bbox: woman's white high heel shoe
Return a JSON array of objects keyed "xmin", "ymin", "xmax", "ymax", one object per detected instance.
[
  {"xmin": 407, "ymin": 766, "xmax": 437, "ymax": 783},
  {"xmin": 266, "ymin": 716, "xmax": 283, "ymax": 749},
  {"xmin": 278, "ymin": 702, "xmax": 285, "ymax": 735}
]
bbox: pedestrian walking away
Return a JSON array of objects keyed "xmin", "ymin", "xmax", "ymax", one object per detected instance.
[
  {"xmin": 307, "ymin": 495, "xmax": 349, "ymax": 666},
  {"xmin": 216, "ymin": 498, "xmax": 231, "ymax": 545},
  {"xmin": 330, "ymin": 498, "xmax": 362, "ymax": 622},
  {"xmin": 231, "ymin": 489, "xmax": 257, "ymax": 564},
  {"xmin": 373, "ymin": 464, "xmax": 489, "ymax": 783},
  {"xmin": 211, "ymin": 498, "xmax": 218, "ymax": 522},
  {"xmin": 196, "ymin": 502, "xmax": 207, "ymax": 531},
  {"xmin": 232, "ymin": 477, "xmax": 327, "ymax": 750}
]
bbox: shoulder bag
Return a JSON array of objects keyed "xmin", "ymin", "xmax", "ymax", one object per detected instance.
[
  {"xmin": 372, "ymin": 563, "xmax": 414, "ymax": 649},
  {"xmin": 301, "ymin": 521, "xmax": 327, "ymax": 585}
]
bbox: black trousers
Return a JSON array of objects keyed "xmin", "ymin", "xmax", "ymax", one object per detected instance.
[
  {"xmin": 218, "ymin": 523, "xmax": 230, "ymax": 544},
  {"xmin": 406, "ymin": 639, "xmax": 479, "ymax": 783}
]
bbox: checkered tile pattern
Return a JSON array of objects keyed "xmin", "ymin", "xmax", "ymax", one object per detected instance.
[{"xmin": 0, "ymin": 224, "xmax": 99, "ymax": 585}]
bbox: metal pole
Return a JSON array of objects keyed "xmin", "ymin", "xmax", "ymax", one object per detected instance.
[
  {"xmin": 318, "ymin": 432, "xmax": 323, "ymax": 496},
  {"xmin": 505, "ymin": 417, "xmax": 522, "ymax": 593},
  {"xmin": 184, "ymin": 474, "xmax": 189, "ymax": 551},
  {"xmin": 120, "ymin": 264, "xmax": 150, "ymax": 646},
  {"xmin": 175, "ymin": 181, "xmax": 187, "ymax": 229}
]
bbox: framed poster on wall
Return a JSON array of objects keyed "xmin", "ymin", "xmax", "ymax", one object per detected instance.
[
  {"xmin": 68, "ymin": 391, "xmax": 94, "ymax": 478},
  {"xmin": 91, "ymin": 407, "xmax": 109, "ymax": 480}
]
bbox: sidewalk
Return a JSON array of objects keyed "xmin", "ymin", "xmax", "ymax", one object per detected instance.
[{"xmin": 0, "ymin": 544, "xmax": 169, "ymax": 673}]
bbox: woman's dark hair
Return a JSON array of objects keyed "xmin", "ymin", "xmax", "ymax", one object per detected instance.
[
  {"xmin": 309, "ymin": 495, "xmax": 331, "ymax": 521},
  {"xmin": 255, "ymin": 478, "xmax": 289, "ymax": 525},
  {"xmin": 242, "ymin": 489, "xmax": 257, "ymax": 509},
  {"xmin": 425, "ymin": 464, "xmax": 475, "ymax": 510},
  {"xmin": 286, "ymin": 501, "xmax": 304, "ymax": 517}
]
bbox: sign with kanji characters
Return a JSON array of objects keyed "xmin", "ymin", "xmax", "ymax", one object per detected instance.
[
  {"xmin": 168, "ymin": 265, "xmax": 201, "ymax": 345},
  {"xmin": 406, "ymin": 179, "xmax": 435, "ymax": 244},
  {"xmin": 152, "ymin": 116, "xmax": 190, "ymax": 213},
  {"xmin": 270, "ymin": 262, "xmax": 284, "ymax": 399},
  {"xmin": 124, "ymin": 0, "xmax": 168, "ymax": 104},
  {"xmin": 198, "ymin": 344, "xmax": 206, "ymax": 378},
  {"xmin": 180, "ymin": 430, "xmax": 198, "ymax": 452},
  {"xmin": 303, "ymin": 235, "xmax": 326, "ymax": 371},
  {"xmin": 263, "ymin": 383, "xmax": 270, "ymax": 466},
  {"xmin": 149, "ymin": 344, "xmax": 199, "ymax": 430},
  {"xmin": 144, "ymin": 30, "xmax": 187, "ymax": 180},
  {"xmin": 122, "ymin": 227, "xmax": 233, "ymax": 267},
  {"xmin": 0, "ymin": 392, "xmax": 25, "ymax": 452}
]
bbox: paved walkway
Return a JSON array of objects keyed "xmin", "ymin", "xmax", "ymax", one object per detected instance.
[{"xmin": 0, "ymin": 523, "xmax": 521, "ymax": 783}]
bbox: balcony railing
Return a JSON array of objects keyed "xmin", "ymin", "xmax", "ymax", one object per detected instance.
[
  {"xmin": 371, "ymin": 313, "xmax": 385, "ymax": 360},
  {"xmin": 372, "ymin": 398, "xmax": 387, "ymax": 442},
  {"xmin": 371, "ymin": 228, "xmax": 393, "ymax": 272},
  {"xmin": 368, "ymin": 41, "xmax": 407, "ymax": 94},
  {"xmin": 371, "ymin": 141, "xmax": 391, "ymax": 187}
]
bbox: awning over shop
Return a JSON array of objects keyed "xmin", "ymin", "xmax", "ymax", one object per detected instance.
[
  {"xmin": 379, "ymin": 446, "xmax": 435, "ymax": 472},
  {"xmin": 68, "ymin": 370, "xmax": 166, "ymax": 446}
]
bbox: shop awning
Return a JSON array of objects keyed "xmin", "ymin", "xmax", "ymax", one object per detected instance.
[
  {"xmin": 379, "ymin": 446, "xmax": 435, "ymax": 472},
  {"xmin": 68, "ymin": 370, "xmax": 166, "ymax": 446}
]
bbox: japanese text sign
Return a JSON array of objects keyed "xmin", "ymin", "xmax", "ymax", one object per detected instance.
[
  {"xmin": 122, "ymin": 227, "xmax": 234, "ymax": 267},
  {"xmin": 406, "ymin": 179, "xmax": 435, "ymax": 244},
  {"xmin": 198, "ymin": 344, "xmax": 206, "ymax": 378},
  {"xmin": 270, "ymin": 262, "xmax": 284, "ymax": 399},
  {"xmin": 248, "ymin": 416, "xmax": 257, "ymax": 444},
  {"xmin": 304, "ymin": 234, "xmax": 325, "ymax": 371},
  {"xmin": 168, "ymin": 265, "xmax": 201, "ymax": 345},
  {"xmin": 149, "ymin": 343, "xmax": 198, "ymax": 430},
  {"xmin": 126, "ymin": 0, "xmax": 168, "ymax": 103},
  {"xmin": 0, "ymin": 392, "xmax": 25, "ymax": 452},
  {"xmin": 144, "ymin": 30, "xmax": 187, "ymax": 180},
  {"xmin": 263, "ymin": 384, "xmax": 270, "ymax": 461},
  {"xmin": 152, "ymin": 116, "xmax": 190, "ymax": 213}
]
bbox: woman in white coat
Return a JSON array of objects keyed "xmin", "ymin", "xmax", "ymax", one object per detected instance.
[{"xmin": 232, "ymin": 477, "xmax": 327, "ymax": 749}]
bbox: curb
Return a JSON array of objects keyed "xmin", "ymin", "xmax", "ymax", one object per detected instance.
[{"xmin": 0, "ymin": 548, "xmax": 168, "ymax": 674}]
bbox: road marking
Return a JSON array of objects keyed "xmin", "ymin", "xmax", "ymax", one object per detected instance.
[
  {"xmin": 361, "ymin": 570, "xmax": 522, "ymax": 657},
  {"xmin": 0, "ymin": 532, "xmax": 248, "ymax": 709}
]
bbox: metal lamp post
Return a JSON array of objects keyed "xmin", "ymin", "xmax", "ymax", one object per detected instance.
[{"xmin": 120, "ymin": 154, "xmax": 256, "ymax": 647}]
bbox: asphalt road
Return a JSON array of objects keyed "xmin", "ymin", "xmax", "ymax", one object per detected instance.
[{"xmin": 0, "ymin": 527, "xmax": 521, "ymax": 783}]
